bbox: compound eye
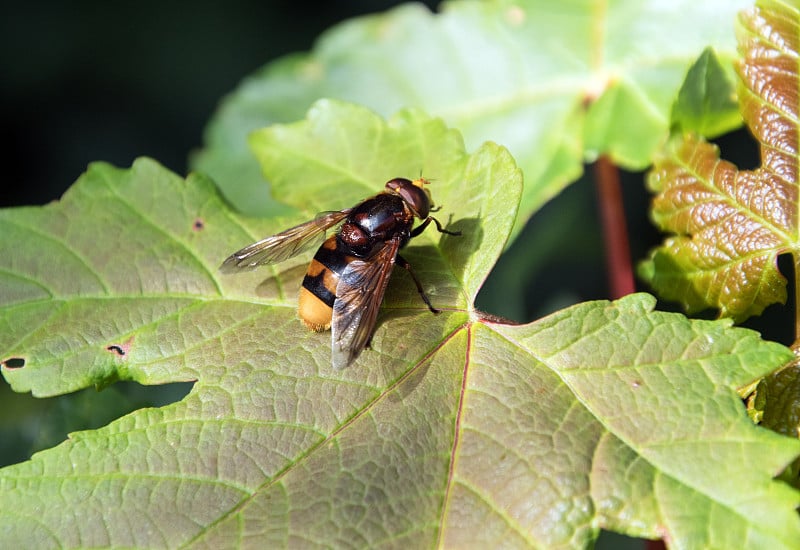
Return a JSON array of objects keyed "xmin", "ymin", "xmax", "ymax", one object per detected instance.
[
  {"xmin": 385, "ymin": 178, "xmax": 430, "ymax": 218},
  {"xmin": 385, "ymin": 178, "xmax": 412, "ymax": 193}
]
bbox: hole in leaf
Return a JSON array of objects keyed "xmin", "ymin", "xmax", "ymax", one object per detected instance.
[
  {"xmin": 2, "ymin": 357, "xmax": 26, "ymax": 369},
  {"xmin": 105, "ymin": 336, "xmax": 134, "ymax": 358},
  {"xmin": 0, "ymin": 380, "xmax": 194, "ymax": 468}
]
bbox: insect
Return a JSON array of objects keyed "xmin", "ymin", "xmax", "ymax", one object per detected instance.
[{"xmin": 221, "ymin": 177, "xmax": 461, "ymax": 369}]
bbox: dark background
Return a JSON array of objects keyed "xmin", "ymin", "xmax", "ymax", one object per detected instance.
[{"xmin": 1, "ymin": 1, "xmax": 439, "ymax": 208}]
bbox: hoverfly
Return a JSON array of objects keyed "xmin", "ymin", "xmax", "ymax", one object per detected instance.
[{"xmin": 221, "ymin": 177, "xmax": 460, "ymax": 369}]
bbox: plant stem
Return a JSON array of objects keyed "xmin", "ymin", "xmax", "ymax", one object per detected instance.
[{"xmin": 593, "ymin": 156, "xmax": 635, "ymax": 299}]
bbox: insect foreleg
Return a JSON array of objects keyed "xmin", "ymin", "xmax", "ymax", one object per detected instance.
[{"xmin": 410, "ymin": 216, "xmax": 461, "ymax": 238}]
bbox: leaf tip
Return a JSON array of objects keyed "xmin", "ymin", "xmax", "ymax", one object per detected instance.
[{"xmin": 670, "ymin": 47, "xmax": 740, "ymax": 138}]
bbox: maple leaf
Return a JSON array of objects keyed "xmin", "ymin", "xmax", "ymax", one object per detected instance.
[
  {"xmin": 3, "ymin": 101, "xmax": 799, "ymax": 548},
  {"xmin": 641, "ymin": 0, "xmax": 798, "ymax": 323}
]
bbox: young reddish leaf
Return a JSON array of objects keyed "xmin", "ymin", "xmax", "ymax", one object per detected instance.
[{"xmin": 642, "ymin": 0, "xmax": 798, "ymax": 322}]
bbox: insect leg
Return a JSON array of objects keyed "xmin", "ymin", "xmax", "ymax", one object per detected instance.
[
  {"xmin": 431, "ymin": 216, "xmax": 461, "ymax": 236},
  {"xmin": 395, "ymin": 254, "xmax": 440, "ymax": 314},
  {"xmin": 410, "ymin": 216, "xmax": 462, "ymax": 238}
]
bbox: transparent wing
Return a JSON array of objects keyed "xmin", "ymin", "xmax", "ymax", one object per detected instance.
[
  {"xmin": 220, "ymin": 210, "xmax": 350, "ymax": 272},
  {"xmin": 331, "ymin": 238, "xmax": 401, "ymax": 370}
]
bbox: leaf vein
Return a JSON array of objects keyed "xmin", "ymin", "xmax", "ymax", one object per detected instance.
[{"xmin": 99, "ymin": 175, "xmax": 224, "ymax": 296}]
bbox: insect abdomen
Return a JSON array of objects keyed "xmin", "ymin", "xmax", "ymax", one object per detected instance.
[{"xmin": 298, "ymin": 235, "xmax": 351, "ymax": 331}]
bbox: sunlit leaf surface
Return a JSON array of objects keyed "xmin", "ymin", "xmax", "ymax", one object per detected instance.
[{"xmin": 1, "ymin": 102, "xmax": 798, "ymax": 548}]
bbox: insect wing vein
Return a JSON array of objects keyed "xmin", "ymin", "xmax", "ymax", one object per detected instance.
[
  {"xmin": 220, "ymin": 209, "xmax": 350, "ymax": 271},
  {"xmin": 331, "ymin": 239, "xmax": 401, "ymax": 369}
]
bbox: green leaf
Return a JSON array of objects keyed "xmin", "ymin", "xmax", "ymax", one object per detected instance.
[
  {"xmin": 641, "ymin": 0, "xmax": 799, "ymax": 321},
  {"xmin": 671, "ymin": 47, "xmax": 741, "ymax": 137},
  {"xmin": 2, "ymin": 104, "xmax": 798, "ymax": 548},
  {"xmin": 488, "ymin": 296, "xmax": 799, "ymax": 548},
  {"xmin": 247, "ymin": 100, "xmax": 512, "ymax": 304},
  {"xmin": 2, "ymin": 103, "xmax": 517, "ymax": 396},
  {"xmin": 192, "ymin": 0, "xmax": 751, "ymax": 239}
]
